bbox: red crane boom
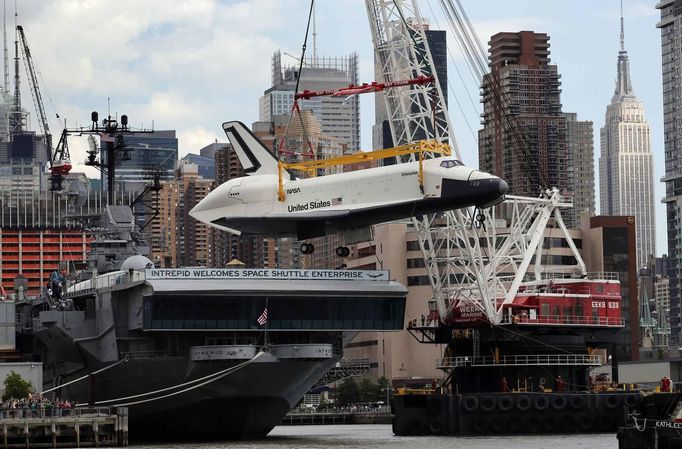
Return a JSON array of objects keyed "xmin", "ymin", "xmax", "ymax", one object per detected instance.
[{"xmin": 295, "ymin": 75, "xmax": 435, "ymax": 100}]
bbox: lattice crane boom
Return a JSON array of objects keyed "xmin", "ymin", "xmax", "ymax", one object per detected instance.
[
  {"xmin": 16, "ymin": 25, "xmax": 51, "ymax": 162},
  {"xmin": 364, "ymin": 0, "xmax": 460, "ymax": 322}
]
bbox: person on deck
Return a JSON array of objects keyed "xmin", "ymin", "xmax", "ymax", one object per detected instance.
[
  {"xmin": 555, "ymin": 375, "xmax": 565, "ymax": 392},
  {"xmin": 49, "ymin": 268, "xmax": 66, "ymax": 300},
  {"xmin": 500, "ymin": 376, "xmax": 510, "ymax": 393}
]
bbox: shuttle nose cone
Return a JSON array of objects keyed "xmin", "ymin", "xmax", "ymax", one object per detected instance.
[
  {"xmin": 497, "ymin": 178, "xmax": 508, "ymax": 195},
  {"xmin": 189, "ymin": 190, "xmax": 219, "ymax": 224},
  {"xmin": 188, "ymin": 201, "xmax": 204, "ymax": 221}
]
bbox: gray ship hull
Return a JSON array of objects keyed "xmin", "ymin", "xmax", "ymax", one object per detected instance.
[{"xmin": 45, "ymin": 353, "xmax": 338, "ymax": 440}]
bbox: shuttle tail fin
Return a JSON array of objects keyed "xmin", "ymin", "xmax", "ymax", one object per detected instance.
[{"xmin": 222, "ymin": 121, "xmax": 289, "ymax": 179}]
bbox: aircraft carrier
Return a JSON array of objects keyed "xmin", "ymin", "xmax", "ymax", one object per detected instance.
[{"xmin": 15, "ymin": 205, "xmax": 407, "ymax": 440}]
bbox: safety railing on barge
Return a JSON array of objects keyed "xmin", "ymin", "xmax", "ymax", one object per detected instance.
[
  {"xmin": 499, "ymin": 314, "xmax": 625, "ymax": 327},
  {"xmin": 436, "ymin": 354, "xmax": 602, "ymax": 369}
]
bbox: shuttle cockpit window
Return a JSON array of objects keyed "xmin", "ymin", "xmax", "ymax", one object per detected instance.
[{"xmin": 440, "ymin": 160, "xmax": 464, "ymax": 168}]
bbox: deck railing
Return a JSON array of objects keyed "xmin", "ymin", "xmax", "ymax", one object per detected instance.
[
  {"xmin": 436, "ymin": 354, "xmax": 602, "ymax": 369},
  {"xmin": 0, "ymin": 406, "xmax": 114, "ymax": 420},
  {"xmin": 500, "ymin": 314, "xmax": 625, "ymax": 327},
  {"xmin": 120, "ymin": 350, "xmax": 170, "ymax": 360},
  {"xmin": 66, "ymin": 271, "xmax": 146, "ymax": 297}
]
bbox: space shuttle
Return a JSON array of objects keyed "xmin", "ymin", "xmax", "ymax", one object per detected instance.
[{"xmin": 189, "ymin": 121, "xmax": 508, "ymax": 255}]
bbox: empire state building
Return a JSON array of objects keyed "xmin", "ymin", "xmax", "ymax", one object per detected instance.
[{"xmin": 599, "ymin": 8, "xmax": 655, "ymax": 269}]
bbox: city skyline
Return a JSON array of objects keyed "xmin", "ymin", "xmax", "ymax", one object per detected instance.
[{"xmin": 16, "ymin": 1, "xmax": 666, "ymax": 255}]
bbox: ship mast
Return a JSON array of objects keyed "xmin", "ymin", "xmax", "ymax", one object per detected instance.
[
  {"xmin": 2, "ymin": 0, "xmax": 8, "ymax": 142},
  {"xmin": 10, "ymin": 0, "xmax": 20, "ymax": 134},
  {"xmin": 3, "ymin": 0, "xmax": 7, "ymax": 94}
]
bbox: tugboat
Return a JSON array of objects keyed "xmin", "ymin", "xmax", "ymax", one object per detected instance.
[{"xmin": 617, "ymin": 395, "xmax": 682, "ymax": 449}]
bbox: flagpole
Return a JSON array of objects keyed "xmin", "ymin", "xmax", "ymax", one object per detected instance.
[{"xmin": 263, "ymin": 297, "xmax": 269, "ymax": 351}]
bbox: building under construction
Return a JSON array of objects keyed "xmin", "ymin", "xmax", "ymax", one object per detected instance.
[
  {"xmin": 0, "ymin": 184, "xmax": 104, "ymax": 297},
  {"xmin": 259, "ymin": 51, "xmax": 360, "ymax": 153}
]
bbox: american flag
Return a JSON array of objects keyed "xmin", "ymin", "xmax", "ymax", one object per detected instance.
[
  {"xmin": 257, "ymin": 306, "xmax": 268, "ymax": 326},
  {"xmin": 332, "ymin": 197, "xmax": 342, "ymax": 206}
]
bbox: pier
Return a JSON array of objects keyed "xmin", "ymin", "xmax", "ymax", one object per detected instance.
[
  {"xmin": 0, "ymin": 407, "xmax": 127, "ymax": 448},
  {"xmin": 281, "ymin": 406, "xmax": 392, "ymax": 425}
]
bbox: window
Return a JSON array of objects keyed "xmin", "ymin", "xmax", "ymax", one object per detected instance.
[
  {"xmin": 407, "ymin": 258, "xmax": 426, "ymax": 269},
  {"xmin": 439, "ymin": 160, "xmax": 464, "ymax": 168},
  {"xmin": 357, "ymin": 245, "xmax": 376, "ymax": 258},
  {"xmin": 144, "ymin": 294, "xmax": 406, "ymax": 331},
  {"xmin": 406, "ymin": 241, "xmax": 425, "ymax": 251},
  {"xmin": 407, "ymin": 275, "xmax": 431, "ymax": 286}
]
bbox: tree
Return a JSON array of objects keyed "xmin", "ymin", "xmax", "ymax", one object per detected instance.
[
  {"xmin": 358, "ymin": 378, "xmax": 376, "ymax": 403},
  {"xmin": 335, "ymin": 377, "xmax": 360, "ymax": 406},
  {"xmin": 376, "ymin": 376, "xmax": 391, "ymax": 402},
  {"xmin": 2, "ymin": 371, "xmax": 32, "ymax": 400}
]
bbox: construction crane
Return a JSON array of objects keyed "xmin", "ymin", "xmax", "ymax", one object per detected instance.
[
  {"xmin": 17, "ymin": 25, "xmax": 70, "ymax": 190},
  {"xmin": 363, "ymin": 0, "xmax": 587, "ymax": 325}
]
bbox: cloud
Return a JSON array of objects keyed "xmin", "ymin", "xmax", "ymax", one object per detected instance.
[
  {"xmin": 629, "ymin": 3, "xmax": 658, "ymax": 19},
  {"xmin": 16, "ymin": 0, "xmax": 293, "ymax": 154},
  {"xmin": 178, "ymin": 127, "xmax": 222, "ymax": 158},
  {"xmin": 473, "ymin": 17, "xmax": 547, "ymax": 45}
]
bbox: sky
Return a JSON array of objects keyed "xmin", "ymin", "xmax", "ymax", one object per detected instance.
[{"xmin": 14, "ymin": 0, "xmax": 666, "ymax": 255}]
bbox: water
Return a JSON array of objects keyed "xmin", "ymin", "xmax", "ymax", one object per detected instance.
[{"xmin": 131, "ymin": 424, "xmax": 618, "ymax": 449}]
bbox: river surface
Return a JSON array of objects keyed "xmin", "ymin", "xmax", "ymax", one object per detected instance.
[{"xmin": 130, "ymin": 424, "xmax": 617, "ymax": 449}]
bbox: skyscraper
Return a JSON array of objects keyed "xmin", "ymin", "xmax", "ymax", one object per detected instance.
[
  {"xmin": 478, "ymin": 31, "xmax": 569, "ymax": 211},
  {"xmin": 565, "ymin": 113, "xmax": 595, "ymax": 227},
  {"xmin": 181, "ymin": 153, "xmax": 215, "ymax": 180},
  {"xmin": 103, "ymin": 130, "xmax": 179, "ymax": 188},
  {"xmin": 148, "ymin": 162, "xmax": 213, "ymax": 268},
  {"xmin": 259, "ymin": 51, "xmax": 359, "ymax": 152},
  {"xmin": 210, "ymin": 145, "xmax": 259, "ymax": 268},
  {"xmin": 599, "ymin": 11, "xmax": 655, "ymax": 271},
  {"xmin": 657, "ymin": 0, "xmax": 682, "ymax": 344}
]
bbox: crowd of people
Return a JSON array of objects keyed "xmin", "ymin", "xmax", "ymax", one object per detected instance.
[{"xmin": 0, "ymin": 394, "xmax": 75, "ymax": 418}]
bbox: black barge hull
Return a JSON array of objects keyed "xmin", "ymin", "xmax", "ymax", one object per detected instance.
[{"xmin": 394, "ymin": 392, "xmax": 643, "ymax": 435}]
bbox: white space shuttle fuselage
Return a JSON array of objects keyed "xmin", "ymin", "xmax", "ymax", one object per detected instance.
[{"xmin": 190, "ymin": 121, "xmax": 508, "ymax": 240}]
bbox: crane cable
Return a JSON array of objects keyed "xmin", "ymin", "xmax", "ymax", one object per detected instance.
[
  {"xmin": 422, "ymin": 0, "xmax": 479, "ymax": 144},
  {"xmin": 277, "ymin": 0, "xmax": 316, "ymax": 163},
  {"xmin": 437, "ymin": 0, "xmax": 539, "ymax": 188},
  {"xmin": 440, "ymin": 0, "xmax": 546, "ymax": 186},
  {"xmin": 428, "ymin": 0, "xmax": 547, "ymax": 191}
]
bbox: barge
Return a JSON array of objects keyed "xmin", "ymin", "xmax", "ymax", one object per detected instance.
[{"xmin": 394, "ymin": 273, "xmax": 637, "ymax": 435}]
